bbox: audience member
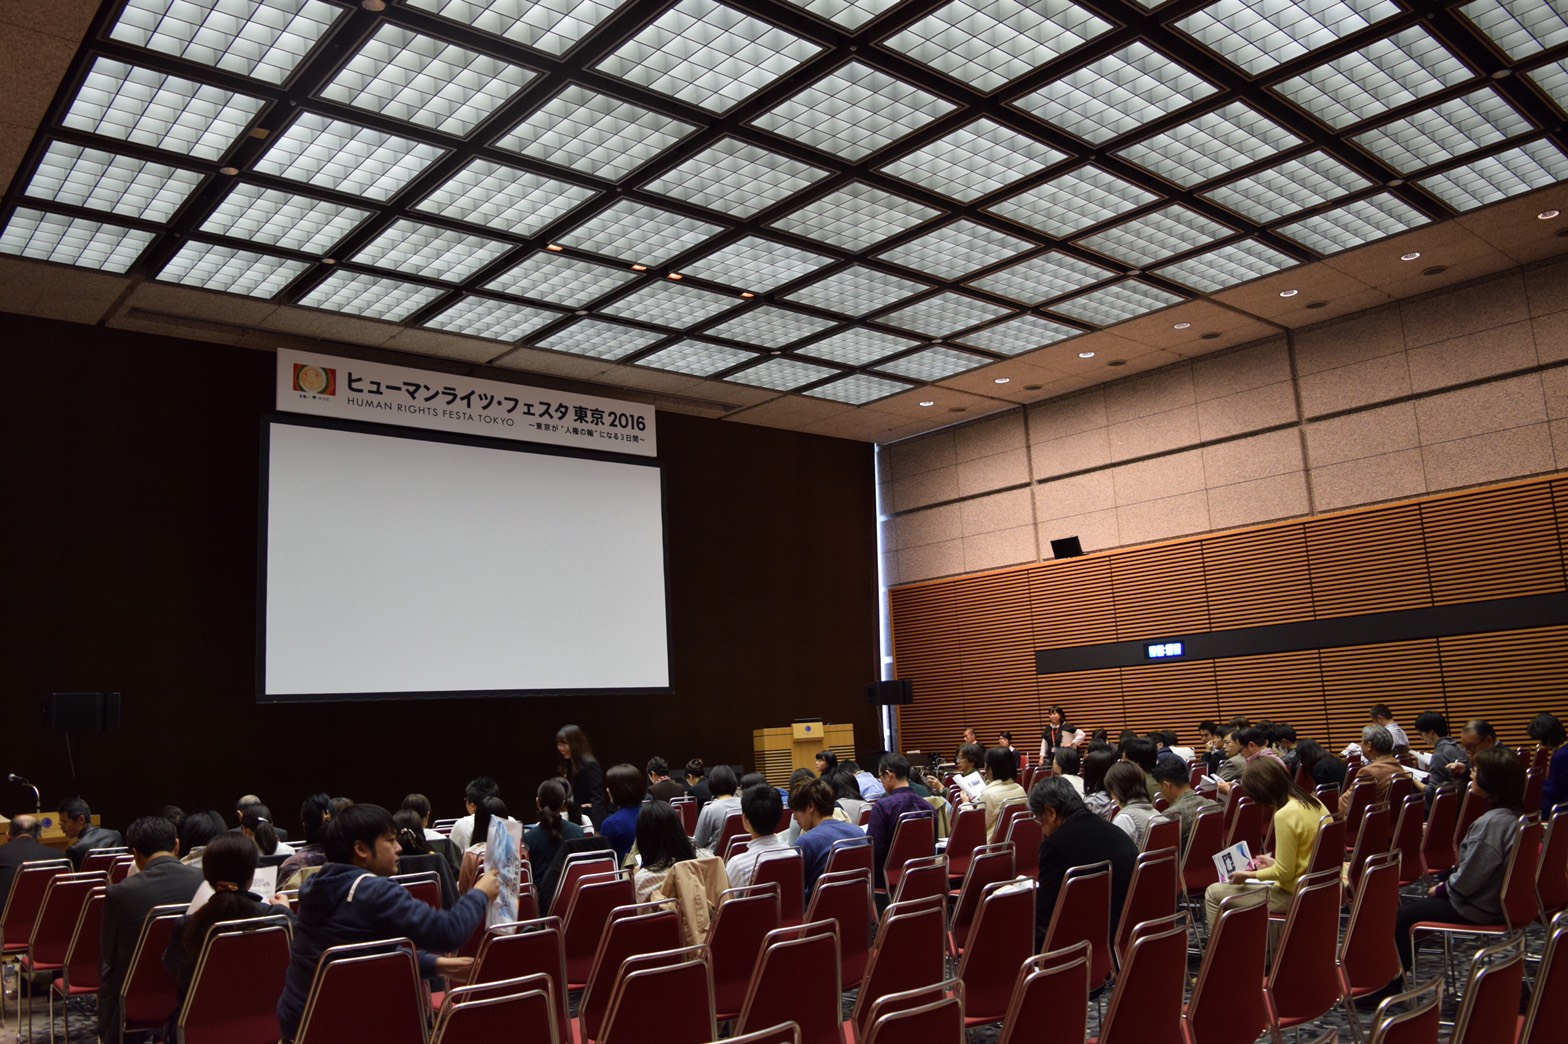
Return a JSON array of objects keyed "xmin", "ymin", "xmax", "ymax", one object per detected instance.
[
  {"xmin": 725, "ymin": 784, "xmax": 789, "ymax": 888},
  {"xmin": 1340, "ymin": 725, "xmax": 1410, "ymax": 813},
  {"xmin": 867, "ymin": 754, "xmax": 931, "ymax": 888},
  {"xmin": 1053, "ymin": 747, "xmax": 1085, "ymax": 797},
  {"xmin": 1152, "ymin": 758, "xmax": 1216, "ymax": 850},
  {"xmin": 1197, "ymin": 721, "xmax": 1223, "ymax": 775},
  {"xmin": 828, "ymin": 765, "xmax": 869, "ymax": 825},
  {"xmin": 1216, "ymin": 728, "xmax": 1247, "ymax": 783},
  {"xmin": 1452, "ymin": 720, "xmax": 1498, "ymax": 781},
  {"xmin": 693, "ymin": 764, "xmax": 741, "ymax": 851},
  {"xmin": 277, "ymin": 804, "xmax": 499, "ymax": 1042},
  {"xmin": 1029, "ymin": 776, "xmax": 1136, "ymax": 952},
  {"xmin": 277, "ymin": 793, "xmax": 332, "ymax": 890},
  {"xmin": 241, "ymin": 803, "xmax": 294, "ymax": 864},
  {"xmin": 164, "ymin": 831, "xmax": 292, "ymax": 1003},
  {"xmin": 1203, "ymin": 758, "xmax": 1326, "ymax": 927},
  {"xmin": 851, "ymin": 759, "xmax": 886, "ymax": 801},
  {"xmin": 1107, "ymin": 762, "xmax": 1158, "ymax": 848},
  {"xmin": 456, "ymin": 795, "xmax": 511, "ymax": 892},
  {"xmin": 975, "ymin": 746, "xmax": 1027, "ymax": 839},
  {"xmin": 1272, "ymin": 725, "xmax": 1299, "ymax": 775},
  {"xmin": 646, "ymin": 756, "xmax": 687, "ymax": 802},
  {"xmin": 447, "ymin": 777, "xmax": 499, "ymax": 850},
  {"xmin": 813, "ymin": 751, "xmax": 837, "ymax": 777},
  {"xmin": 177, "ymin": 810, "xmax": 228, "ymax": 867},
  {"xmin": 599, "ymin": 763, "xmax": 647, "ymax": 862},
  {"xmin": 1528, "ymin": 713, "xmax": 1567, "ymax": 816},
  {"xmin": 791, "ymin": 778, "xmax": 863, "ymax": 899},
  {"xmin": 0, "ymin": 815, "xmax": 49, "ymax": 901},
  {"xmin": 954, "ymin": 742, "xmax": 985, "ymax": 780},
  {"xmin": 686, "ymin": 759, "xmax": 713, "ymax": 806},
  {"xmin": 1081, "ymin": 749, "xmax": 1118, "ymax": 819},
  {"xmin": 1120, "ymin": 737, "xmax": 1158, "ymax": 800},
  {"xmin": 235, "ymin": 794, "xmax": 288, "ymax": 841},
  {"xmin": 101, "ymin": 816, "xmax": 203, "ymax": 1043},
  {"xmin": 1040, "ymin": 705, "xmax": 1084, "ymax": 764},
  {"xmin": 1371, "ymin": 704, "xmax": 1410, "ymax": 754},
  {"xmin": 1295, "ymin": 739, "xmax": 1346, "ymax": 790},
  {"xmin": 393, "ymin": 809, "xmax": 458, "ymax": 908},
  {"xmin": 399, "ymin": 793, "xmax": 445, "ymax": 842},
  {"xmin": 58, "ymin": 796, "xmax": 122, "ymax": 869},
  {"xmin": 1412, "ymin": 711, "xmax": 1468, "ymax": 809},
  {"xmin": 525, "ymin": 778, "xmax": 584, "ymax": 875},
  {"xmin": 556, "ymin": 725, "xmax": 606, "ymax": 824},
  {"xmin": 633, "ymin": 799, "xmax": 698, "ymax": 902}
]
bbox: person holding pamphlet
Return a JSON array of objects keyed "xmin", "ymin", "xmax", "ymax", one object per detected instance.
[{"xmin": 1202, "ymin": 757, "xmax": 1327, "ymax": 928}]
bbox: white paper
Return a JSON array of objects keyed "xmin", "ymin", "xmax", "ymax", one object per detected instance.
[
  {"xmin": 1212, "ymin": 841, "xmax": 1254, "ymax": 883},
  {"xmin": 957, "ymin": 771, "xmax": 985, "ymax": 802}
]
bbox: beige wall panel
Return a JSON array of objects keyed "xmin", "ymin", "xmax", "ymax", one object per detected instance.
[
  {"xmin": 1305, "ymin": 503, "xmax": 1432, "ymax": 617},
  {"xmin": 1304, "ymin": 401, "xmax": 1421, "ymax": 469},
  {"xmin": 1534, "ymin": 309, "xmax": 1568, "ymax": 365},
  {"xmin": 1406, "ymin": 320, "xmax": 1538, "ymax": 394},
  {"xmin": 1112, "ymin": 447, "xmax": 1206, "ymax": 506},
  {"xmin": 1206, "ymin": 471, "xmax": 1312, "ymax": 531},
  {"xmin": 1196, "ymin": 381, "xmax": 1298, "ymax": 442},
  {"xmin": 1035, "ymin": 469, "xmax": 1116, "ymax": 521},
  {"xmin": 1032, "ymin": 427, "xmax": 1114, "ymax": 480},
  {"xmin": 1421, "ymin": 423, "xmax": 1556, "ymax": 492},
  {"xmin": 1202, "ymin": 428, "xmax": 1304, "ymax": 486},
  {"xmin": 961, "ymin": 486, "xmax": 1034, "ymax": 536},
  {"xmin": 1399, "ymin": 270, "xmax": 1529, "ymax": 349},
  {"xmin": 965, "ymin": 525, "xmax": 1038, "ymax": 573},
  {"xmin": 890, "ymin": 501, "xmax": 962, "ymax": 552},
  {"xmin": 891, "ymin": 464, "xmax": 960, "ymax": 513},
  {"xmin": 1523, "ymin": 256, "xmax": 1568, "ymax": 316},
  {"xmin": 1037, "ymin": 509, "xmax": 1121, "ymax": 558},
  {"xmin": 1413, "ymin": 373, "xmax": 1548, "ymax": 445},
  {"xmin": 1028, "ymin": 389, "xmax": 1108, "ymax": 443},
  {"xmin": 1108, "ymin": 404, "xmax": 1201, "ymax": 461},
  {"xmin": 896, "ymin": 538, "xmax": 965, "ymax": 583},
  {"xmin": 955, "ymin": 410, "xmax": 1027, "ymax": 462},
  {"xmin": 1191, "ymin": 338, "xmax": 1292, "ymax": 401},
  {"xmin": 887, "ymin": 429, "xmax": 956, "ymax": 480},
  {"xmin": 1311, "ymin": 448, "xmax": 1429, "ymax": 512},
  {"xmin": 956, "ymin": 446, "xmax": 1031, "ymax": 497},
  {"xmin": 1542, "ymin": 366, "xmax": 1568, "ymax": 420},
  {"xmin": 1103, "ymin": 365, "xmax": 1197, "ymax": 424},
  {"xmin": 1294, "ymin": 305, "xmax": 1405, "ymax": 375},
  {"xmin": 1298, "ymin": 351, "xmax": 1414, "ymax": 417},
  {"xmin": 1116, "ymin": 490, "xmax": 1213, "ymax": 546}
]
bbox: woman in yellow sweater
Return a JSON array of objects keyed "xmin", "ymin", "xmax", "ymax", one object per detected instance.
[{"xmin": 1203, "ymin": 756, "xmax": 1328, "ymax": 927}]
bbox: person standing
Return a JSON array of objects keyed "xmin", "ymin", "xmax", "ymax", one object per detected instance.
[{"xmin": 556, "ymin": 724, "xmax": 606, "ymax": 825}]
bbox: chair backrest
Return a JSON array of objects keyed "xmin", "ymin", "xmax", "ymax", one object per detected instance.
[
  {"xmin": 78, "ymin": 847, "xmax": 130, "ymax": 874},
  {"xmin": 942, "ymin": 805, "xmax": 987, "ymax": 881},
  {"xmin": 597, "ymin": 945, "xmax": 716, "ymax": 1044},
  {"xmin": 889, "ymin": 854, "xmax": 946, "ymax": 906},
  {"xmin": 1187, "ymin": 890, "xmax": 1270, "ymax": 1044},
  {"xmin": 954, "ymin": 879, "xmax": 1034, "ymax": 1024},
  {"xmin": 391, "ymin": 870, "xmax": 442, "ymax": 909},
  {"xmin": 860, "ymin": 980, "xmax": 963, "ymax": 1044},
  {"xmin": 1225, "ymin": 797, "xmax": 1265, "ymax": 855},
  {"xmin": 1306, "ymin": 814, "xmax": 1347, "ymax": 876},
  {"xmin": 850, "ymin": 899, "xmax": 947, "ymax": 1039},
  {"xmin": 432, "ymin": 974, "xmax": 559, "ymax": 1044},
  {"xmin": 947, "ymin": 842, "xmax": 1014, "ymax": 956},
  {"xmin": 1115, "ymin": 848, "xmax": 1177, "ymax": 968},
  {"xmin": 1041, "ymin": 860, "xmax": 1113, "ymax": 990},
  {"xmin": 295, "ymin": 939, "xmax": 426, "ymax": 1044},
  {"xmin": 1500, "ymin": 814, "xmax": 1545, "ymax": 931},
  {"xmin": 549, "ymin": 851, "xmax": 617, "ymax": 917},
  {"xmin": 579, "ymin": 903, "xmax": 685, "ymax": 1041},
  {"xmin": 881, "ymin": 812, "xmax": 934, "ymax": 893},
  {"xmin": 1314, "ymin": 784, "xmax": 1340, "ymax": 809},
  {"xmin": 724, "ymin": 1023, "xmax": 802, "ymax": 1044},
  {"xmin": 1537, "ymin": 802, "xmax": 1568, "ymax": 919},
  {"xmin": 1367, "ymin": 976, "xmax": 1441, "ymax": 1044},
  {"xmin": 1386, "ymin": 775, "xmax": 1415, "ymax": 813},
  {"xmin": 1453, "ymin": 786, "xmax": 1490, "ymax": 845},
  {"xmin": 724, "ymin": 836, "xmax": 752, "ymax": 862},
  {"xmin": 988, "ymin": 801, "xmax": 1029, "ymax": 845},
  {"xmin": 1003, "ymin": 812, "xmax": 1041, "ymax": 880},
  {"xmin": 716, "ymin": 811, "xmax": 750, "ymax": 852},
  {"xmin": 28, "ymin": 871, "xmax": 105, "ymax": 966},
  {"xmin": 119, "ymin": 904, "xmax": 188, "ymax": 1033},
  {"xmin": 178, "ymin": 915, "xmax": 293, "ymax": 1044},
  {"xmin": 1141, "ymin": 815, "xmax": 1180, "ymax": 856},
  {"xmin": 1521, "ymin": 910, "xmax": 1567, "ymax": 1044},
  {"xmin": 1266, "ymin": 868, "xmax": 1344, "ymax": 1026},
  {"xmin": 467, "ymin": 917, "xmax": 569, "ymax": 1044},
  {"xmin": 1339, "ymin": 850, "xmax": 1402, "ymax": 994},
  {"xmin": 709, "ymin": 883, "xmax": 782, "ymax": 1019},
  {"xmin": 736, "ymin": 920, "xmax": 842, "ymax": 1044},
  {"xmin": 803, "ymin": 867, "xmax": 873, "ymax": 991},
  {"xmin": 822, "ymin": 836, "xmax": 872, "ymax": 879},
  {"xmin": 1525, "ymin": 768, "xmax": 1545, "ymax": 814},
  {"xmin": 562, "ymin": 869, "xmax": 636, "ymax": 984},
  {"xmin": 1095, "ymin": 913, "xmax": 1188, "ymax": 1044},
  {"xmin": 1422, "ymin": 784, "xmax": 1461, "ymax": 876},
  {"xmin": 109, "ymin": 855, "xmax": 135, "ymax": 884},
  {"xmin": 0, "ymin": 859, "xmax": 70, "ymax": 951},
  {"xmin": 857, "ymin": 805, "xmax": 872, "ymax": 828},
  {"xmin": 997, "ymin": 942, "xmax": 1090, "ymax": 1044},
  {"xmin": 673, "ymin": 798, "xmax": 699, "ymax": 837},
  {"xmin": 1346, "ymin": 802, "xmax": 1392, "ymax": 892},
  {"xmin": 751, "ymin": 850, "xmax": 804, "ymax": 927},
  {"xmin": 59, "ymin": 886, "xmax": 106, "ymax": 990},
  {"xmin": 1181, "ymin": 805, "xmax": 1225, "ymax": 894},
  {"xmin": 1450, "ymin": 937, "xmax": 1525, "ymax": 1044},
  {"xmin": 1389, "ymin": 794, "xmax": 1426, "ymax": 885},
  {"xmin": 1343, "ymin": 780, "xmax": 1378, "ymax": 836}
]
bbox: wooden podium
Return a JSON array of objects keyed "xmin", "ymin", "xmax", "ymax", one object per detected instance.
[{"xmin": 752, "ymin": 720, "xmax": 855, "ymax": 788}]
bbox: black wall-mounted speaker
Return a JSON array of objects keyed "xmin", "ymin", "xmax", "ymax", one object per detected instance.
[
  {"xmin": 865, "ymin": 679, "xmax": 914, "ymax": 705},
  {"xmin": 1050, "ymin": 536, "xmax": 1084, "ymax": 559},
  {"xmin": 42, "ymin": 692, "xmax": 121, "ymax": 733}
]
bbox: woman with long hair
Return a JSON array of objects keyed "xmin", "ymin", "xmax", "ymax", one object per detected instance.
[
  {"xmin": 240, "ymin": 804, "xmax": 294, "ymax": 864},
  {"xmin": 1203, "ymin": 757, "xmax": 1327, "ymax": 927},
  {"xmin": 163, "ymin": 832, "xmax": 291, "ymax": 1008},
  {"xmin": 556, "ymin": 724, "xmax": 606, "ymax": 824},
  {"xmin": 633, "ymin": 799, "xmax": 697, "ymax": 902},
  {"xmin": 1107, "ymin": 762, "xmax": 1158, "ymax": 849},
  {"xmin": 1294, "ymin": 738, "xmax": 1347, "ymax": 789},
  {"xmin": 457, "ymin": 795, "xmax": 510, "ymax": 893},
  {"xmin": 1081, "ymin": 748, "xmax": 1118, "ymax": 819},
  {"xmin": 277, "ymin": 792, "xmax": 332, "ymax": 889},
  {"xmin": 523, "ymin": 778, "xmax": 583, "ymax": 874}
]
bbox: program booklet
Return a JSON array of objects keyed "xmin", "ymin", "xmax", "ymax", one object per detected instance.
[{"xmin": 486, "ymin": 818, "xmax": 524, "ymax": 927}]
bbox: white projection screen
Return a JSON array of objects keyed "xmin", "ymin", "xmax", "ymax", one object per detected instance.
[{"xmin": 261, "ymin": 419, "xmax": 671, "ymax": 701}]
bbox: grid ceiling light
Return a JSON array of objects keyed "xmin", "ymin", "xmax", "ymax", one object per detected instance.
[
  {"xmin": 558, "ymin": 200, "xmax": 724, "ymax": 264},
  {"xmin": 593, "ymin": 0, "xmax": 824, "ymax": 113},
  {"xmin": 955, "ymin": 313, "xmax": 1081, "ymax": 354},
  {"xmin": 1415, "ymin": 138, "xmax": 1568, "ymax": 210},
  {"xmin": 200, "ymin": 183, "xmax": 372, "ymax": 255},
  {"xmin": 597, "ymin": 279, "xmax": 747, "ymax": 327},
  {"xmin": 877, "ymin": 118, "xmax": 1066, "ymax": 202},
  {"xmin": 1175, "ymin": 0, "xmax": 1401, "ymax": 76},
  {"xmin": 254, "ymin": 112, "xmax": 448, "ymax": 201},
  {"xmin": 877, "ymin": 290, "xmax": 1012, "ymax": 336},
  {"xmin": 781, "ymin": 264, "xmax": 931, "ymax": 315},
  {"xmin": 1351, "ymin": 88, "xmax": 1534, "ymax": 174},
  {"xmin": 704, "ymin": 304, "xmax": 837, "ymax": 346},
  {"xmin": 1201, "ymin": 150, "xmax": 1373, "ymax": 223},
  {"xmin": 633, "ymin": 337, "xmax": 757, "ymax": 375},
  {"xmin": 1459, "ymin": 0, "xmax": 1568, "ymax": 61},
  {"xmin": 1050, "ymin": 278, "xmax": 1186, "ymax": 325},
  {"xmin": 776, "ymin": 0, "xmax": 902, "ymax": 32},
  {"xmin": 682, "ymin": 236, "xmax": 837, "ymax": 291},
  {"xmin": 64, "ymin": 58, "xmax": 266, "ymax": 161},
  {"xmin": 1270, "ymin": 27, "xmax": 1475, "ymax": 130},
  {"xmin": 883, "ymin": 0, "xmax": 1114, "ymax": 93},
  {"xmin": 422, "ymin": 294, "xmax": 561, "ymax": 340},
  {"xmin": 407, "ymin": 0, "xmax": 637, "ymax": 57},
  {"xmin": 1152, "ymin": 238, "xmax": 1301, "ymax": 292},
  {"xmin": 795, "ymin": 326, "xmax": 920, "ymax": 365},
  {"xmin": 0, "ymin": 207, "xmax": 156, "ymax": 272},
  {"xmin": 724, "ymin": 355, "xmax": 839, "ymax": 389},
  {"xmin": 24, "ymin": 141, "xmax": 203, "ymax": 223},
  {"xmin": 1076, "ymin": 204, "xmax": 1233, "ymax": 267},
  {"xmin": 296, "ymin": 269, "xmax": 447, "ymax": 321},
  {"xmin": 803, "ymin": 371, "xmax": 911, "ymax": 404},
  {"xmin": 484, "ymin": 250, "xmax": 638, "ymax": 305},
  {"xmin": 1529, "ymin": 59, "xmax": 1568, "ymax": 115},
  {"xmin": 414, "ymin": 159, "xmax": 598, "ymax": 236},
  {"xmin": 1116, "ymin": 102, "xmax": 1304, "ymax": 187},
  {"xmin": 157, "ymin": 241, "xmax": 311, "ymax": 296},
  {"xmin": 107, "ymin": 0, "xmax": 344, "ymax": 85},
  {"xmin": 964, "ymin": 251, "xmax": 1117, "ymax": 304},
  {"xmin": 750, "ymin": 62, "xmax": 957, "ymax": 161},
  {"xmin": 318, "ymin": 24, "xmax": 535, "ymax": 137},
  {"xmin": 874, "ymin": 345, "xmax": 990, "ymax": 381},
  {"xmin": 1275, "ymin": 192, "xmax": 1430, "ymax": 253},
  {"xmin": 536, "ymin": 317, "xmax": 663, "ymax": 358},
  {"xmin": 494, "ymin": 85, "xmax": 699, "ymax": 181},
  {"xmin": 873, "ymin": 218, "xmax": 1038, "ymax": 280},
  {"xmin": 1012, "ymin": 43, "xmax": 1218, "ymax": 145},
  {"xmin": 985, "ymin": 165, "xmax": 1158, "ymax": 238},
  {"xmin": 768, "ymin": 182, "xmax": 943, "ymax": 252},
  {"xmin": 641, "ymin": 138, "xmax": 830, "ymax": 218},
  {"xmin": 351, "ymin": 219, "xmax": 514, "ymax": 282}
]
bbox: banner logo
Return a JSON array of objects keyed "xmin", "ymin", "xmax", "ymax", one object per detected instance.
[{"xmin": 292, "ymin": 364, "xmax": 337, "ymax": 396}]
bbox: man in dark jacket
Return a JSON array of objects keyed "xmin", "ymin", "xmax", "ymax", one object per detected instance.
[
  {"xmin": 1029, "ymin": 775, "xmax": 1138, "ymax": 954},
  {"xmin": 100, "ymin": 816, "xmax": 202, "ymax": 1042},
  {"xmin": 59, "ymin": 796, "xmax": 123, "ymax": 869},
  {"xmin": 277, "ymin": 803, "xmax": 500, "ymax": 1042},
  {"xmin": 0, "ymin": 815, "xmax": 52, "ymax": 903}
]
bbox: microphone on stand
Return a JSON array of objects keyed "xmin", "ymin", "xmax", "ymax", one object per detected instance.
[{"xmin": 6, "ymin": 774, "xmax": 41, "ymax": 813}]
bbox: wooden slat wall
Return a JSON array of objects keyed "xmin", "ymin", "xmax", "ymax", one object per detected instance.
[{"xmin": 893, "ymin": 474, "xmax": 1568, "ymax": 757}]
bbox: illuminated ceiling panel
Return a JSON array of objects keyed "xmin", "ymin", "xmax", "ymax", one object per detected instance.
[
  {"xmin": 883, "ymin": 0, "xmax": 1113, "ymax": 93},
  {"xmin": 407, "ymin": 0, "xmax": 637, "ymax": 57},
  {"xmin": 108, "ymin": 0, "xmax": 344, "ymax": 84},
  {"xmin": 157, "ymin": 241, "xmax": 311, "ymax": 297}
]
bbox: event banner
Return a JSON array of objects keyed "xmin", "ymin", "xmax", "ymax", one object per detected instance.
[{"xmin": 275, "ymin": 350, "xmax": 658, "ymax": 457}]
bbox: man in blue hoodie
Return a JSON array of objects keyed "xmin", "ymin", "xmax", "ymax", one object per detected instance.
[{"xmin": 277, "ymin": 802, "xmax": 500, "ymax": 1042}]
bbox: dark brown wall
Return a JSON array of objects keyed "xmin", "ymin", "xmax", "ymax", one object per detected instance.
[{"xmin": 0, "ymin": 313, "xmax": 880, "ymax": 829}]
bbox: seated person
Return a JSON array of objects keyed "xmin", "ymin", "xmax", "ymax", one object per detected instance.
[
  {"xmin": 693, "ymin": 765, "xmax": 742, "ymax": 851},
  {"xmin": 399, "ymin": 793, "xmax": 447, "ymax": 843},
  {"xmin": 447, "ymin": 777, "xmax": 500, "ymax": 851},
  {"xmin": 725, "ymin": 784, "xmax": 790, "ymax": 889},
  {"xmin": 240, "ymin": 804, "xmax": 295, "ymax": 865},
  {"xmin": 973, "ymin": 746, "xmax": 1027, "ymax": 839},
  {"xmin": 523, "ymin": 779, "xmax": 583, "ymax": 873},
  {"xmin": 277, "ymin": 793, "xmax": 332, "ymax": 890},
  {"xmin": 456, "ymin": 796, "xmax": 510, "ymax": 893},
  {"xmin": 1151, "ymin": 757, "xmax": 1216, "ymax": 850},
  {"xmin": 277, "ymin": 804, "xmax": 500, "ymax": 1043},
  {"xmin": 1107, "ymin": 762, "xmax": 1158, "ymax": 849},
  {"xmin": 0, "ymin": 816, "xmax": 50, "ymax": 901},
  {"xmin": 1203, "ymin": 758, "xmax": 1329, "ymax": 926},
  {"xmin": 866, "ymin": 754, "xmax": 932, "ymax": 888},
  {"xmin": 1215, "ymin": 729, "xmax": 1247, "ymax": 783},
  {"xmin": 633, "ymin": 799, "xmax": 698, "ymax": 902},
  {"xmin": 646, "ymin": 757, "xmax": 688, "ymax": 802},
  {"xmin": 790, "ymin": 778, "xmax": 864, "ymax": 899},
  {"xmin": 1053, "ymin": 747, "xmax": 1085, "ymax": 797},
  {"xmin": 177, "ymin": 810, "xmax": 228, "ymax": 867},
  {"xmin": 1081, "ymin": 749, "xmax": 1118, "ymax": 820},
  {"xmin": 1339, "ymin": 725, "xmax": 1410, "ymax": 813},
  {"xmin": 58, "ymin": 796, "xmax": 122, "ymax": 868},
  {"xmin": 828, "ymin": 765, "xmax": 869, "ymax": 826},
  {"xmin": 598, "ymin": 763, "xmax": 647, "ymax": 864},
  {"xmin": 393, "ymin": 810, "xmax": 458, "ymax": 908},
  {"xmin": 1030, "ymin": 777, "xmax": 1136, "ymax": 953}
]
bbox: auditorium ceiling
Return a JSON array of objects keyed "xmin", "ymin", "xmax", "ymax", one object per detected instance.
[{"xmin": 3, "ymin": 0, "xmax": 1567, "ymax": 442}]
